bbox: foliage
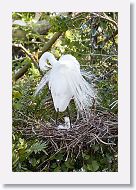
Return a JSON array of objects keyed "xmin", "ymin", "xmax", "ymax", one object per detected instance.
[
  {"xmin": 12, "ymin": 133, "xmax": 47, "ymax": 171},
  {"xmin": 12, "ymin": 12, "xmax": 118, "ymax": 172}
]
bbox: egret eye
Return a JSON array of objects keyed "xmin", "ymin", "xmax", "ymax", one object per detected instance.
[{"xmin": 47, "ymin": 60, "xmax": 51, "ymax": 65}]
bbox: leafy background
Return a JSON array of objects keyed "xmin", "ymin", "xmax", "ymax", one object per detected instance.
[{"xmin": 12, "ymin": 12, "xmax": 118, "ymax": 172}]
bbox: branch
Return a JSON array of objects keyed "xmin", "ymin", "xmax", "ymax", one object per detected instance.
[
  {"xmin": 13, "ymin": 32, "xmax": 63, "ymax": 81},
  {"xmin": 13, "ymin": 43, "xmax": 42, "ymax": 81},
  {"xmin": 13, "ymin": 43, "xmax": 39, "ymax": 68},
  {"xmin": 39, "ymin": 31, "xmax": 63, "ymax": 57},
  {"xmin": 97, "ymin": 30, "xmax": 118, "ymax": 47},
  {"xmin": 103, "ymin": 30, "xmax": 118, "ymax": 44},
  {"xmin": 14, "ymin": 62, "xmax": 31, "ymax": 81},
  {"xmin": 92, "ymin": 13, "xmax": 118, "ymax": 29}
]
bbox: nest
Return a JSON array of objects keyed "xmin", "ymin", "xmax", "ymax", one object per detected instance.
[{"xmin": 13, "ymin": 109, "xmax": 118, "ymax": 158}]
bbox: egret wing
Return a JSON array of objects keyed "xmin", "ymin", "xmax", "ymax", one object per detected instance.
[
  {"xmin": 48, "ymin": 66, "xmax": 73, "ymax": 112},
  {"xmin": 35, "ymin": 71, "xmax": 50, "ymax": 95},
  {"xmin": 59, "ymin": 54, "xmax": 80, "ymax": 69},
  {"xmin": 63, "ymin": 65, "xmax": 96, "ymax": 118}
]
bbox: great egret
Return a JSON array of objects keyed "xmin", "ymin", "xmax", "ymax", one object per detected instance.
[{"xmin": 35, "ymin": 52, "xmax": 96, "ymax": 126}]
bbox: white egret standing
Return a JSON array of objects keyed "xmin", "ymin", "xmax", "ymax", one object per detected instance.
[{"xmin": 35, "ymin": 52, "xmax": 96, "ymax": 126}]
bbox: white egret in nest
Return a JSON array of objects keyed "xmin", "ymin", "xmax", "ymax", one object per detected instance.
[{"xmin": 35, "ymin": 52, "xmax": 96, "ymax": 127}]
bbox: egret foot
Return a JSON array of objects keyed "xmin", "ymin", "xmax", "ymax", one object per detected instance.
[
  {"xmin": 55, "ymin": 108, "xmax": 59, "ymax": 126},
  {"xmin": 64, "ymin": 117, "xmax": 71, "ymax": 129},
  {"xmin": 66, "ymin": 107, "xmax": 72, "ymax": 128}
]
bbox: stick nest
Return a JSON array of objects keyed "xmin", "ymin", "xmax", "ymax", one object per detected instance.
[{"xmin": 13, "ymin": 109, "xmax": 118, "ymax": 153}]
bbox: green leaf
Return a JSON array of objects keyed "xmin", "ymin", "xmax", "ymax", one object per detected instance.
[
  {"xmin": 53, "ymin": 153, "xmax": 64, "ymax": 161},
  {"xmin": 65, "ymin": 160, "xmax": 74, "ymax": 169},
  {"xmin": 13, "ymin": 90, "xmax": 22, "ymax": 99},
  {"xmin": 82, "ymin": 153, "xmax": 90, "ymax": 160},
  {"xmin": 51, "ymin": 163, "xmax": 57, "ymax": 169},
  {"xmin": 29, "ymin": 141, "xmax": 47, "ymax": 154},
  {"xmin": 29, "ymin": 158, "xmax": 40, "ymax": 167},
  {"xmin": 14, "ymin": 103, "xmax": 22, "ymax": 110},
  {"xmin": 53, "ymin": 166, "xmax": 61, "ymax": 172},
  {"xmin": 91, "ymin": 144, "xmax": 100, "ymax": 152},
  {"xmin": 87, "ymin": 161, "xmax": 99, "ymax": 172}
]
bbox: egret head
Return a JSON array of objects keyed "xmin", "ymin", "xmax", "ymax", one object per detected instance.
[{"xmin": 39, "ymin": 52, "xmax": 57, "ymax": 71}]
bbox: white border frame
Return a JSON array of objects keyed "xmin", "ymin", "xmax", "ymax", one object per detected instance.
[{"xmin": 0, "ymin": 0, "xmax": 130, "ymax": 184}]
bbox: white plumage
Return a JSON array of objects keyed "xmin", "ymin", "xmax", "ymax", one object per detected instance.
[{"xmin": 35, "ymin": 52, "xmax": 96, "ymax": 116}]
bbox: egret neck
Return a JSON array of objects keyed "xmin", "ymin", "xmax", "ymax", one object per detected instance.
[{"xmin": 39, "ymin": 52, "xmax": 57, "ymax": 71}]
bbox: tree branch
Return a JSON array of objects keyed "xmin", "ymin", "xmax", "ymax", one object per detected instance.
[
  {"xmin": 92, "ymin": 13, "xmax": 118, "ymax": 29},
  {"xmin": 13, "ymin": 31, "xmax": 63, "ymax": 81},
  {"xmin": 14, "ymin": 62, "xmax": 31, "ymax": 81},
  {"xmin": 13, "ymin": 43, "xmax": 39, "ymax": 69},
  {"xmin": 13, "ymin": 43, "xmax": 42, "ymax": 81},
  {"xmin": 39, "ymin": 32, "xmax": 63, "ymax": 57},
  {"xmin": 97, "ymin": 30, "xmax": 118, "ymax": 47}
]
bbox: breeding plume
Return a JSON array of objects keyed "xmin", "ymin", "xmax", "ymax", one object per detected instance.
[{"xmin": 35, "ymin": 52, "xmax": 96, "ymax": 120}]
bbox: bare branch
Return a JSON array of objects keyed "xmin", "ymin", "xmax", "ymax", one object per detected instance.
[
  {"xmin": 39, "ymin": 32, "xmax": 63, "ymax": 57},
  {"xmin": 12, "ymin": 43, "xmax": 42, "ymax": 81},
  {"xmin": 13, "ymin": 32, "xmax": 63, "ymax": 81},
  {"xmin": 92, "ymin": 12, "xmax": 118, "ymax": 28}
]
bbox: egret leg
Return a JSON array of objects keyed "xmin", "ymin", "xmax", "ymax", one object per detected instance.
[
  {"xmin": 66, "ymin": 107, "xmax": 72, "ymax": 128},
  {"xmin": 56, "ymin": 108, "xmax": 59, "ymax": 126}
]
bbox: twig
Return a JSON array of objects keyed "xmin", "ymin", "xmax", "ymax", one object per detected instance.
[
  {"xmin": 98, "ymin": 30, "xmax": 118, "ymax": 47},
  {"xmin": 12, "ymin": 43, "xmax": 39, "ymax": 69},
  {"xmin": 12, "ymin": 43, "xmax": 42, "ymax": 81},
  {"xmin": 94, "ymin": 134, "xmax": 116, "ymax": 145},
  {"xmin": 92, "ymin": 13, "xmax": 118, "ymax": 28}
]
